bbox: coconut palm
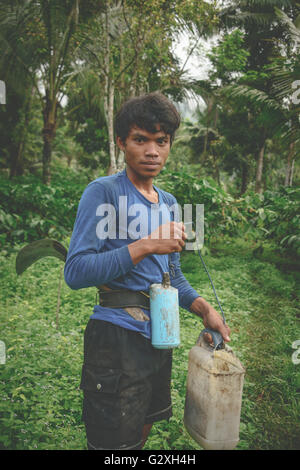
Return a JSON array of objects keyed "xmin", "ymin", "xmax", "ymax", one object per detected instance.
[
  {"xmin": 0, "ymin": 0, "xmax": 82, "ymax": 184},
  {"xmin": 220, "ymin": 6, "xmax": 300, "ymax": 190},
  {"xmin": 213, "ymin": 1, "xmax": 299, "ymax": 191}
]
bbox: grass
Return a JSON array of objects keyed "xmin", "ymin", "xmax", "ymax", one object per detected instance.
[
  {"xmin": 168, "ymin": 239, "xmax": 300, "ymax": 451},
  {"xmin": 0, "ymin": 238, "xmax": 299, "ymax": 450}
]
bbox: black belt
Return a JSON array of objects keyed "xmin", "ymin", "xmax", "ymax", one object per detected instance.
[{"xmin": 98, "ymin": 289, "xmax": 150, "ymax": 310}]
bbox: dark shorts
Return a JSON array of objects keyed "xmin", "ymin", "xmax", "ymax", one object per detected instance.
[{"xmin": 80, "ymin": 319, "xmax": 173, "ymax": 450}]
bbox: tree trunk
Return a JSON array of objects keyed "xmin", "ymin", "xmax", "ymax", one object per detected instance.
[
  {"xmin": 212, "ymin": 151, "xmax": 220, "ymax": 186},
  {"xmin": 285, "ymin": 141, "xmax": 295, "ymax": 186},
  {"xmin": 42, "ymin": 133, "xmax": 53, "ymax": 184},
  {"xmin": 42, "ymin": 91, "xmax": 57, "ymax": 185},
  {"xmin": 289, "ymin": 157, "xmax": 295, "ymax": 187},
  {"xmin": 240, "ymin": 160, "xmax": 249, "ymax": 195},
  {"xmin": 203, "ymin": 98, "xmax": 213, "ymax": 155},
  {"xmin": 117, "ymin": 147, "xmax": 125, "ymax": 171},
  {"xmin": 67, "ymin": 154, "xmax": 72, "ymax": 167},
  {"xmin": 103, "ymin": 0, "xmax": 117, "ymax": 175},
  {"xmin": 255, "ymin": 132, "xmax": 266, "ymax": 194},
  {"xmin": 107, "ymin": 82, "xmax": 117, "ymax": 174},
  {"xmin": 130, "ymin": 62, "xmax": 138, "ymax": 97},
  {"xmin": 10, "ymin": 86, "xmax": 34, "ymax": 178}
]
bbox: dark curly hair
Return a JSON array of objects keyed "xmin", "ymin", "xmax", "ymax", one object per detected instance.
[{"xmin": 114, "ymin": 92, "xmax": 181, "ymax": 145}]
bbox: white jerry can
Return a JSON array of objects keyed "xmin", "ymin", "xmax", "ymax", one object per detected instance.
[{"xmin": 184, "ymin": 331, "xmax": 245, "ymax": 450}]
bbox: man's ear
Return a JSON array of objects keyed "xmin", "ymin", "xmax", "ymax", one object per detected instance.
[{"xmin": 116, "ymin": 136, "xmax": 125, "ymax": 152}]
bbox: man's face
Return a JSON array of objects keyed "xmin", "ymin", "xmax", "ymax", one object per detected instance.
[{"xmin": 117, "ymin": 125, "xmax": 171, "ymax": 180}]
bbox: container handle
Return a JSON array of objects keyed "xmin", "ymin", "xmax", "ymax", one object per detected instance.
[{"xmin": 197, "ymin": 328, "xmax": 224, "ymax": 350}]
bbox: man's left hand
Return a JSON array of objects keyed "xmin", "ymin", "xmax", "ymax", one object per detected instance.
[{"xmin": 190, "ymin": 297, "xmax": 231, "ymax": 343}]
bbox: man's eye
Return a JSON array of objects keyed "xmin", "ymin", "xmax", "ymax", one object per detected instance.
[{"xmin": 157, "ymin": 139, "xmax": 167, "ymax": 145}]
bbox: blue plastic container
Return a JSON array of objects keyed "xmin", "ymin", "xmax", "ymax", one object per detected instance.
[{"xmin": 150, "ymin": 272, "xmax": 180, "ymax": 349}]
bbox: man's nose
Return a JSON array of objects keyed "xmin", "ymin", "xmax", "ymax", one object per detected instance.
[{"xmin": 145, "ymin": 141, "xmax": 159, "ymax": 157}]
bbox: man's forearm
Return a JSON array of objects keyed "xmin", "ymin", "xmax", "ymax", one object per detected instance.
[
  {"xmin": 189, "ymin": 296, "xmax": 212, "ymax": 319},
  {"xmin": 127, "ymin": 238, "xmax": 152, "ymax": 265}
]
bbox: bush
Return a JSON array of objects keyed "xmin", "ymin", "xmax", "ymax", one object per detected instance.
[
  {"xmin": 156, "ymin": 169, "xmax": 241, "ymax": 242},
  {"xmin": 1, "ymin": 167, "xmax": 299, "ymax": 258},
  {"xmin": 0, "ymin": 167, "xmax": 89, "ymax": 250},
  {"xmin": 156, "ymin": 169, "xmax": 300, "ymax": 257}
]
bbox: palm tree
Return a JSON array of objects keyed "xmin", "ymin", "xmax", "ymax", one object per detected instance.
[
  {"xmin": 75, "ymin": 0, "xmax": 209, "ymax": 174},
  {"xmin": 0, "ymin": 0, "xmax": 81, "ymax": 184},
  {"xmin": 272, "ymin": 8, "xmax": 300, "ymax": 186},
  {"xmin": 216, "ymin": 1, "xmax": 299, "ymax": 191},
  {"xmin": 220, "ymin": 6, "xmax": 300, "ymax": 190}
]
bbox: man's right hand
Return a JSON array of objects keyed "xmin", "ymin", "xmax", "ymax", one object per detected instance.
[
  {"xmin": 146, "ymin": 221, "xmax": 187, "ymax": 254},
  {"xmin": 128, "ymin": 222, "xmax": 187, "ymax": 265}
]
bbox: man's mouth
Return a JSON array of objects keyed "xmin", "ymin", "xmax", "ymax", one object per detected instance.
[{"xmin": 140, "ymin": 162, "xmax": 161, "ymax": 167}]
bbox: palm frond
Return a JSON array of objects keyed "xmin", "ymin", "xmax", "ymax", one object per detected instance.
[
  {"xmin": 275, "ymin": 7, "xmax": 300, "ymax": 45},
  {"xmin": 236, "ymin": 12, "xmax": 275, "ymax": 27},
  {"xmin": 221, "ymin": 84, "xmax": 283, "ymax": 112},
  {"xmin": 268, "ymin": 64, "xmax": 299, "ymax": 101},
  {"xmin": 245, "ymin": 0, "xmax": 293, "ymax": 7}
]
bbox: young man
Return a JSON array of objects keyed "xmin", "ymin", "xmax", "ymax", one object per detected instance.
[{"xmin": 64, "ymin": 92, "xmax": 230, "ymax": 450}]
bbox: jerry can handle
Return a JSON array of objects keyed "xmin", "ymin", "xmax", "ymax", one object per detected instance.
[{"xmin": 197, "ymin": 328, "xmax": 224, "ymax": 350}]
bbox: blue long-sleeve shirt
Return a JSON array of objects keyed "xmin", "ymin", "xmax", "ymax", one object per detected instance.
[{"xmin": 64, "ymin": 169, "xmax": 200, "ymax": 339}]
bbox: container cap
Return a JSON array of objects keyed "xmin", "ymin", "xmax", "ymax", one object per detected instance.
[{"xmin": 162, "ymin": 272, "xmax": 171, "ymax": 288}]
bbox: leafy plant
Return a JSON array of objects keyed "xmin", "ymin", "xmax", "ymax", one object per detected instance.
[
  {"xmin": 0, "ymin": 167, "xmax": 89, "ymax": 250},
  {"xmin": 1, "ymin": 238, "xmax": 299, "ymax": 450}
]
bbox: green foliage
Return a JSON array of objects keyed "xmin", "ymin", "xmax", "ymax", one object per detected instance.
[
  {"xmin": 156, "ymin": 168, "xmax": 236, "ymax": 242},
  {"xmin": 178, "ymin": 241, "xmax": 300, "ymax": 451},
  {"xmin": 76, "ymin": 120, "xmax": 107, "ymax": 155},
  {"xmin": 0, "ymin": 239, "xmax": 299, "ymax": 450},
  {"xmin": 75, "ymin": 118, "xmax": 109, "ymax": 169},
  {"xmin": 0, "ymin": 253, "xmax": 90, "ymax": 450},
  {"xmin": 1, "ymin": 168, "xmax": 298, "ymax": 259},
  {"xmin": 232, "ymin": 186, "xmax": 300, "ymax": 257},
  {"xmin": 0, "ymin": 0, "xmax": 299, "ymax": 451},
  {"xmin": 208, "ymin": 29, "xmax": 250, "ymax": 84},
  {"xmin": 1, "ymin": 0, "xmax": 298, "ymax": 189},
  {"xmin": 260, "ymin": 187, "xmax": 300, "ymax": 255},
  {"xmin": 155, "ymin": 168, "xmax": 300, "ymax": 257},
  {"xmin": 0, "ymin": 167, "xmax": 89, "ymax": 250}
]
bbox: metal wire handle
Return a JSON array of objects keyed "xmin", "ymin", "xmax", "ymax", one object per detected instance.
[
  {"xmin": 197, "ymin": 249, "xmax": 226, "ymax": 325},
  {"xmin": 183, "ymin": 221, "xmax": 226, "ymax": 325}
]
